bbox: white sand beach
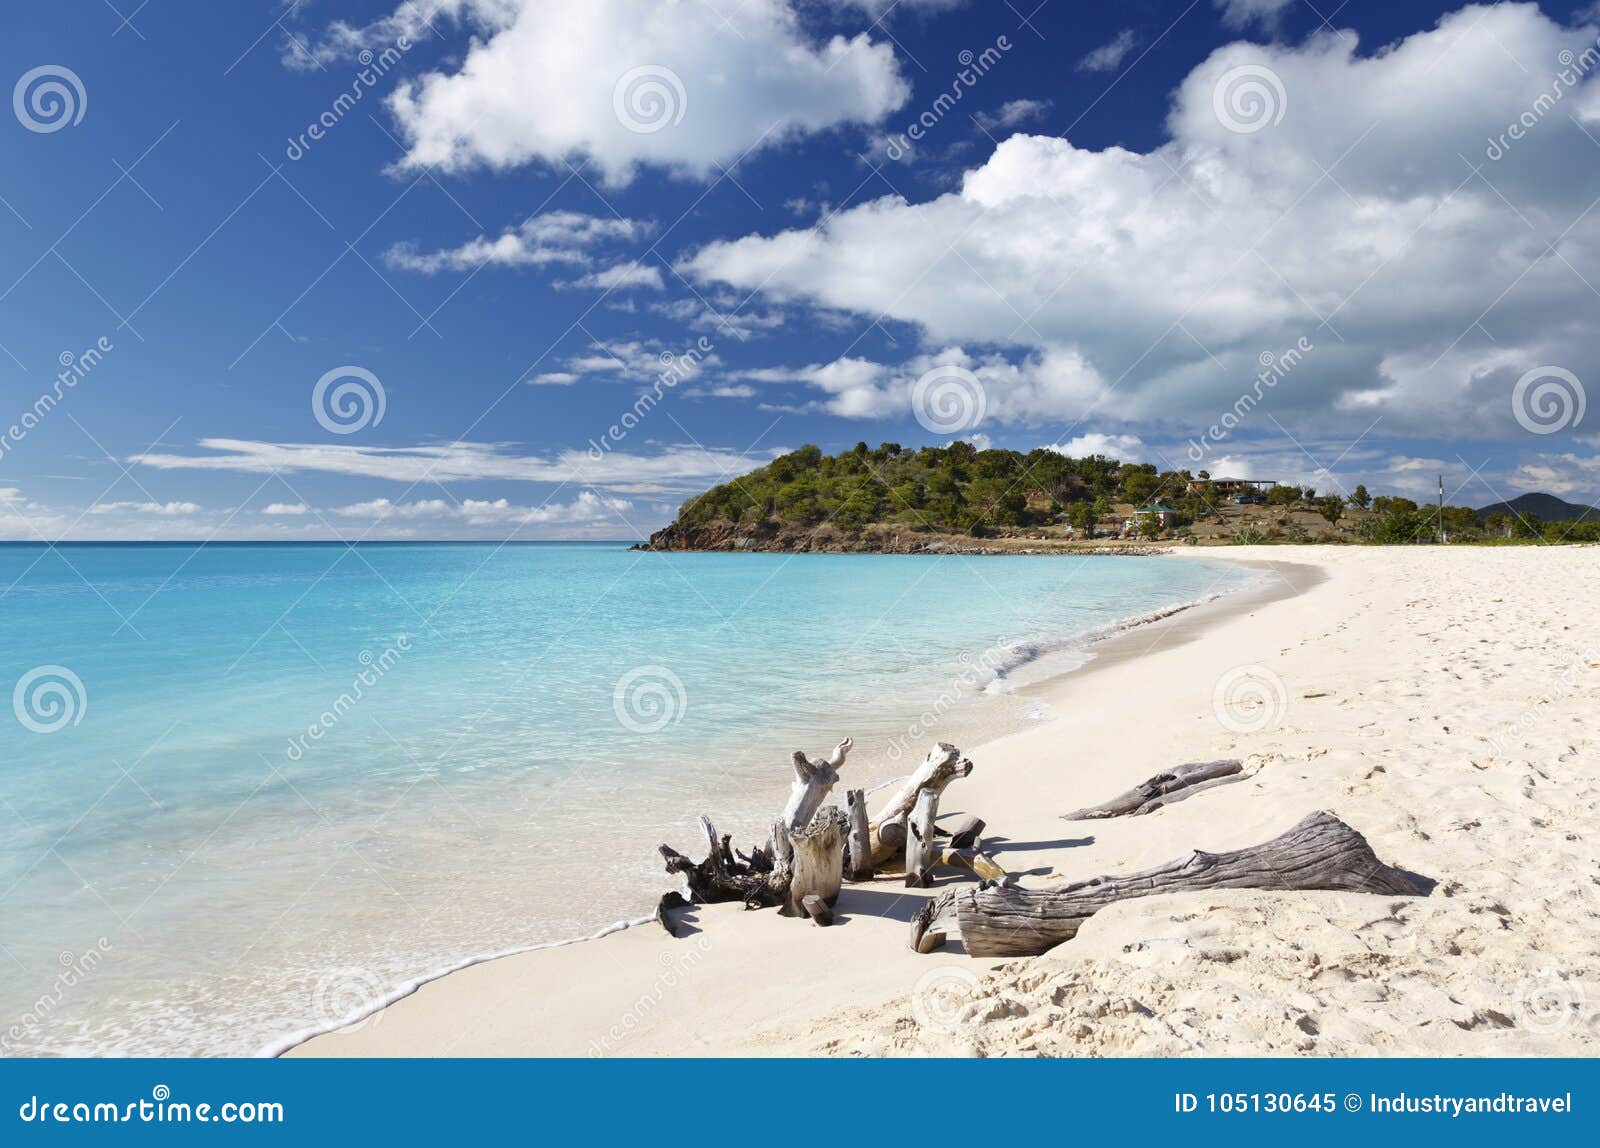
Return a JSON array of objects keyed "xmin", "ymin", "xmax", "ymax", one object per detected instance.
[{"xmin": 290, "ymin": 546, "xmax": 1599, "ymax": 1057}]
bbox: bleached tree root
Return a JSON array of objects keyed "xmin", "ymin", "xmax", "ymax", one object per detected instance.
[
  {"xmin": 916, "ymin": 811, "xmax": 1428, "ymax": 957},
  {"xmin": 783, "ymin": 807, "xmax": 849, "ymax": 918},
  {"xmin": 1062, "ymin": 759, "xmax": 1244, "ymax": 820},
  {"xmin": 869, "ymin": 743, "xmax": 974, "ymax": 863}
]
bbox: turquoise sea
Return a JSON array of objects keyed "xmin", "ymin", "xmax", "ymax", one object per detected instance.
[{"xmin": 0, "ymin": 543, "xmax": 1254, "ymax": 1056}]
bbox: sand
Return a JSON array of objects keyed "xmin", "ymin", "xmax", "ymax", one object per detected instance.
[{"xmin": 289, "ymin": 546, "xmax": 1599, "ymax": 1057}]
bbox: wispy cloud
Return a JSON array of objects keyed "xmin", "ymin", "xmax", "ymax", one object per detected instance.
[
  {"xmin": 1078, "ymin": 29, "xmax": 1139, "ymax": 73},
  {"xmin": 385, "ymin": 211, "xmax": 650, "ymax": 274},
  {"xmin": 129, "ymin": 438, "xmax": 772, "ymax": 495}
]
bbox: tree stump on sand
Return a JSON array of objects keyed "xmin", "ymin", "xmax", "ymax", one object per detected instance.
[
  {"xmin": 782, "ymin": 807, "xmax": 849, "ymax": 921},
  {"xmin": 1062, "ymin": 759, "xmax": 1245, "ymax": 820},
  {"xmin": 915, "ymin": 811, "xmax": 1428, "ymax": 957}
]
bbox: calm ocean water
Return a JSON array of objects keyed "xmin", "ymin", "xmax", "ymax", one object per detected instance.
[{"xmin": 0, "ymin": 543, "xmax": 1253, "ymax": 1056}]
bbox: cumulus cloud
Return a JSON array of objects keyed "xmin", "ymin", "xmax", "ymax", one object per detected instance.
[
  {"xmin": 308, "ymin": 0, "xmax": 911, "ymax": 185},
  {"xmin": 1078, "ymin": 29, "xmax": 1140, "ymax": 73},
  {"xmin": 385, "ymin": 211, "xmax": 649, "ymax": 273},
  {"xmin": 686, "ymin": 4, "xmax": 1600, "ymax": 443},
  {"xmin": 128, "ymin": 439, "xmax": 772, "ymax": 495},
  {"xmin": 561, "ymin": 262, "xmax": 664, "ymax": 291},
  {"xmin": 1049, "ymin": 433, "xmax": 1149, "ymax": 461}
]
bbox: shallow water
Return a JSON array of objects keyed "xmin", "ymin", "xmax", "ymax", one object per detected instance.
[{"xmin": 0, "ymin": 543, "xmax": 1254, "ymax": 1055}]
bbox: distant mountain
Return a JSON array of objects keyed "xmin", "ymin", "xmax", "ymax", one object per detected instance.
[{"xmin": 1476, "ymin": 492, "xmax": 1600, "ymax": 522}]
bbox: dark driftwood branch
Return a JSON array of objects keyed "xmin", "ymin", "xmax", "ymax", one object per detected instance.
[
  {"xmin": 942, "ymin": 815, "xmax": 985, "ymax": 849},
  {"xmin": 920, "ymin": 811, "xmax": 1428, "ymax": 957},
  {"xmin": 1062, "ymin": 759, "xmax": 1244, "ymax": 820},
  {"xmin": 660, "ymin": 814, "xmax": 791, "ymax": 910}
]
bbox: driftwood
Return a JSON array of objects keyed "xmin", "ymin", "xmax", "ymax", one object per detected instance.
[
  {"xmin": 845, "ymin": 789, "xmax": 873, "ymax": 881},
  {"xmin": 869, "ymin": 743, "xmax": 973, "ymax": 862},
  {"xmin": 1063, "ymin": 759, "xmax": 1245, "ymax": 820},
  {"xmin": 660, "ymin": 815, "xmax": 790, "ymax": 909},
  {"xmin": 783, "ymin": 807, "xmax": 849, "ymax": 918},
  {"xmin": 782, "ymin": 738, "xmax": 852, "ymax": 834},
  {"xmin": 654, "ymin": 890, "xmax": 690, "ymax": 937},
  {"xmin": 801, "ymin": 894, "xmax": 834, "ymax": 927},
  {"xmin": 943, "ymin": 814, "xmax": 985, "ymax": 849},
  {"xmin": 918, "ymin": 811, "xmax": 1427, "ymax": 957},
  {"xmin": 904, "ymin": 789, "xmax": 941, "ymax": 888}
]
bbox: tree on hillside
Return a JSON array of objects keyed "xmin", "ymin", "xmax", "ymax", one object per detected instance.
[
  {"xmin": 1316, "ymin": 496, "xmax": 1345, "ymax": 527},
  {"xmin": 1349, "ymin": 484, "xmax": 1371, "ymax": 509}
]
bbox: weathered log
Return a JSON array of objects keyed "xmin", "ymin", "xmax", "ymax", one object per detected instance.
[
  {"xmin": 904, "ymin": 788, "xmax": 941, "ymax": 888},
  {"xmin": 845, "ymin": 788, "xmax": 873, "ymax": 881},
  {"xmin": 781, "ymin": 738, "xmax": 853, "ymax": 834},
  {"xmin": 923, "ymin": 811, "xmax": 1428, "ymax": 957},
  {"xmin": 783, "ymin": 807, "xmax": 849, "ymax": 917},
  {"xmin": 877, "ymin": 815, "xmax": 906, "ymax": 853},
  {"xmin": 1062, "ymin": 759, "xmax": 1244, "ymax": 820},
  {"xmin": 870, "ymin": 743, "xmax": 973, "ymax": 862},
  {"xmin": 941, "ymin": 814, "xmax": 986, "ymax": 850}
]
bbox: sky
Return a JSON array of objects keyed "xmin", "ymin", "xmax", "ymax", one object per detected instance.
[{"xmin": 2, "ymin": 0, "xmax": 1599, "ymax": 541}]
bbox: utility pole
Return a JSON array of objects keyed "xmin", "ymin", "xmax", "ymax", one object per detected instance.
[{"xmin": 1437, "ymin": 474, "xmax": 1445, "ymax": 544}]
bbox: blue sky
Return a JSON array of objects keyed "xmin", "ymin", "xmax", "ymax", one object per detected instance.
[{"xmin": 2, "ymin": 0, "xmax": 1598, "ymax": 540}]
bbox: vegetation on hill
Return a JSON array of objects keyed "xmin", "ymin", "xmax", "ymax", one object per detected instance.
[{"xmin": 644, "ymin": 441, "xmax": 1600, "ymax": 550}]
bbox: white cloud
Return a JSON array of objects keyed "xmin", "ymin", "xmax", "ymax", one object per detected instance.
[
  {"xmin": 311, "ymin": 0, "xmax": 911, "ymax": 185},
  {"xmin": 386, "ymin": 211, "xmax": 648, "ymax": 273},
  {"xmin": 528, "ymin": 372, "xmax": 579, "ymax": 387},
  {"xmin": 1049, "ymin": 433, "xmax": 1148, "ymax": 461},
  {"xmin": 686, "ymin": 5, "xmax": 1600, "ymax": 441},
  {"xmin": 1078, "ymin": 29, "xmax": 1139, "ymax": 73},
  {"xmin": 86, "ymin": 500, "xmax": 202, "ymax": 516},
  {"xmin": 562, "ymin": 262, "xmax": 664, "ymax": 291},
  {"xmin": 334, "ymin": 491, "xmax": 634, "ymax": 526},
  {"xmin": 1215, "ymin": 0, "xmax": 1294, "ymax": 33},
  {"xmin": 973, "ymin": 98, "xmax": 1052, "ymax": 132},
  {"xmin": 262, "ymin": 502, "xmax": 310, "ymax": 515},
  {"xmin": 129, "ymin": 439, "xmax": 771, "ymax": 495}
]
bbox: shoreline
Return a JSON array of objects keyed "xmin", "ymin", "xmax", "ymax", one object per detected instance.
[
  {"xmin": 283, "ymin": 553, "xmax": 1315, "ymax": 1058},
  {"xmin": 290, "ymin": 546, "xmax": 1598, "ymax": 1057}
]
